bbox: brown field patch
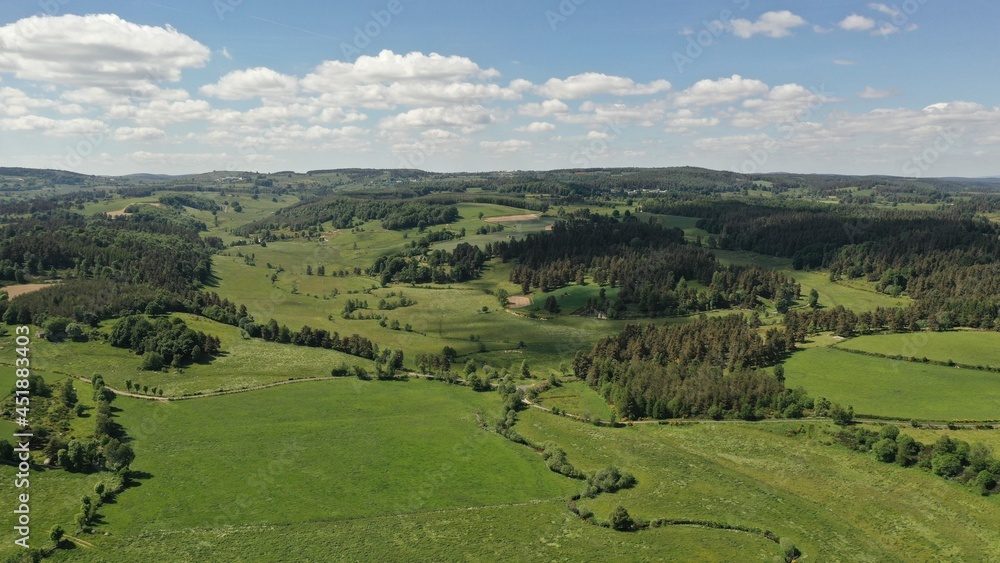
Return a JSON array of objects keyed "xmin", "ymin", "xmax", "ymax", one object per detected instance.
[
  {"xmin": 106, "ymin": 202, "xmax": 163, "ymax": 217},
  {"xmin": 506, "ymin": 296, "xmax": 531, "ymax": 309},
  {"xmin": 3, "ymin": 283, "xmax": 58, "ymax": 298},
  {"xmin": 485, "ymin": 214, "xmax": 539, "ymax": 223}
]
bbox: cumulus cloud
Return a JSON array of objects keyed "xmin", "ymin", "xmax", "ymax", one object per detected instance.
[
  {"xmin": 302, "ymin": 50, "xmax": 497, "ymax": 90},
  {"xmin": 674, "ymin": 75, "xmax": 769, "ymax": 107},
  {"xmin": 518, "ymin": 99, "xmax": 570, "ymax": 117},
  {"xmin": 839, "ymin": 14, "xmax": 877, "ymax": 31},
  {"xmin": 379, "ymin": 105, "xmax": 495, "ymax": 133},
  {"xmin": 718, "ymin": 11, "xmax": 808, "ymax": 39},
  {"xmin": 299, "ymin": 50, "xmax": 517, "ymax": 108},
  {"xmin": 730, "ymin": 84, "xmax": 839, "ymax": 128},
  {"xmin": 112, "ymin": 127, "xmax": 167, "ymax": 142},
  {"xmin": 0, "ymin": 115, "xmax": 108, "ymax": 136},
  {"xmin": 515, "ymin": 121, "xmax": 556, "ymax": 133},
  {"xmin": 537, "ymin": 73, "xmax": 671, "ymax": 99},
  {"xmin": 0, "ymin": 14, "xmax": 209, "ymax": 91},
  {"xmin": 201, "ymin": 67, "xmax": 299, "ymax": 100}
]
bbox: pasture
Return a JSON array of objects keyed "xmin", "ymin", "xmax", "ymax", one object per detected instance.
[
  {"xmin": 54, "ymin": 379, "xmax": 583, "ymax": 558},
  {"xmin": 516, "ymin": 410, "xmax": 1000, "ymax": 561},
  {"xmin": 782, "ymin": 347, "xmax": 1000, "ymax": 420},
  {"xmin": 837, "ymin": 330, "xmax": 1000, "ymax": 369},
  {"xmin": 535, "ymin": 380, "xmax": 615, "ymax": 421},
  {"xmin": 27, "ymin": 314, "xmax": 374, "ymax": 397},
  {"xmin": 212, "ymin": 244, "xmax": 633, "ymax": 374}
]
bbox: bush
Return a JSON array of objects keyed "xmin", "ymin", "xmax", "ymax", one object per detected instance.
[
  {"xmin": 932, "ymin": 453, "xmax": 964, "ymax": 478},
  {"xmin": 609, "ymin": 505, "xmax": 636, "ymax": 532},
  {"xmin": 65, "ymin": 322, "xmax": 86, "ymax": 342},
  {"xmin": 584, "ymin": 466, "xmax": 637, "ymax": 497},
  {"xmin": 140, "ymin": 351, "xmax": 164, "ymax": 371},
  {"xmin": 872, "ymin": 438, "xmax": 897, "ymax": 463}
]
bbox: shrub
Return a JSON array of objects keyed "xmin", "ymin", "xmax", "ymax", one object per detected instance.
[
  {"xmin": 932, "ymin": 453, "xmax": 964, "ymax": 478},
  {"xmin": 140, "ymin": 351, "xmax": 164, "ymax": 371},
  {"xmin": 609, "ymin": 505, "xmax": 636, "ymax": 532}
]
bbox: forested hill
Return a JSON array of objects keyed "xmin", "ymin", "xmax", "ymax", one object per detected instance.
[{"xmin": 0, "ymin": 205, "xmax": 218, "ymax": 323}]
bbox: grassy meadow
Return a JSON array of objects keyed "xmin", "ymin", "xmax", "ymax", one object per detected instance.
[
  {"xmin": 516, "ymin": 410, "xmax": 1000, "ymax": 561},
  {"xmin": 535, "ymin": 380, "xmax": 615, "ymax": 421},
  {"xmin": 26, "ymin": 314, "xmax": 373, "ymax": 397},
  {"xmin": 783, "ymin": 347, "xmax": 1000, "ymax": 420},
  {"xmin": 837, "ymin": 330, "xmax": 1000, "ymax": 368}
]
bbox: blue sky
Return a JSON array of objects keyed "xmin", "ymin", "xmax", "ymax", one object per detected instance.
[{"xmin": 1, "ymin": 0, "xmax": 998, "ymax": 176}]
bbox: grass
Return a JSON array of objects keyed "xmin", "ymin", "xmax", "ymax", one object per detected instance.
[
  {"xmin": 212, "ymin": 244, "xmax": 633, "ymax": 374},
  {"xmin": 26, "ymin": 314, "xmax": 374, "ymax": 397},
  {"xmin": 783, "ymin": 347, "xmax": 1000, "ymax": 420},
  {"xmin": 3, "ymin": 378, "xmax": 783, "ymax": 562},
  {"xmin": 515, "ymin": 409, "xmax": 1000, "ymax": 561},
  {"xmin": 535, "ymin": 380, "xmax": 615, "ymax": 421},
  {"xmin": 47, "ymin": 501, "xmax": 777, "ymax": 562},
  {"xmin": 51, "ymin": 379, "xmax": 586, "ymax": 559},
  {"xmin": 837, "ymin": 330, "xmax": 1000, "ymax": 369}
]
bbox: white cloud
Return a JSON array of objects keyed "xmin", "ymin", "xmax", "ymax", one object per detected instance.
[
  {"xmin": 664, "ymin": 109, "xmax": 720, "ymax": 132},
  {"xmin": 0, "ymin": 14, "xmax": 209, "ymax": 91},
  {"xmin": 718, "ymin": 11, "xmax": 808, "ymax": 39},
  {"xmin": 302, "ymin": 50, "xmax": 498, "ymax": 90},
  {"xmin": 314, "ymin": 107, "xmax": 368, "ymax": 124},
  {"xmin": 201, "ymin": 67, "xmax": 299, "ymax": 100},
  {"xmin": 480, "ymin": 139, "xmax": 532, "ymax": 154},
  {"xmin": 299, "ymin": 50, "xmax": 517, "ymax": 108},
  {"xmin": 112, "ymin": 127, "xmax": 167, "ymax": 142},
  {"xmin": 113, "ymin": 99, "xmax": 214, "ymax": 127},
  {"xmin": 876, "ymin": 22, "xmax": 900, "ymax": 36},
  {"xmin": 730, "ymin": 84, "xmax": 838, "ymax": 127},
  {"xmin": 379, "ymin": 105, "xmax": 495, "ymax": 133},
  {"xmin": 515, "ymin": 121, "xmax": 556, "ymax": 133},
  {"xmin": 674, "ymin": 75, "xmax": 769, "ymax": 106},
  {"xmin": 518, "ymin": 99, "xmax": 570, "ymax": 117},
  {"xmin": 537, "ymin": 73, "xmax": 671, "ymax": 99},
  {"xmin": 839, "ymin": 14, "xmax": 877, "ymax": 31},
  {"xmin": 868, "ymin": 3, "xmax": 902, "ymax": 18},
  {"xmin": 858, "ymin": 87, "xmax": 897, "ymax": 99},
  {"xmin": 0, "ymin": 115, "xmax": 108, "ymax": 136}
]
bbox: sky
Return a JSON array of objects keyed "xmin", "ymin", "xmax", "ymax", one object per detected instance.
[{"xmin": 0, "ymin": 0, "xmax": 998, "ymax": 177}]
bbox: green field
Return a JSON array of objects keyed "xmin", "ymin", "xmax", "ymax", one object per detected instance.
[
  {"xmin": 26, "ymin": 314, "xmax": 374, "ymax": 397},
  {"xmin": 838, "ymin": 330, "xmax": 1000, "ymax": 369},
  {"xmin": 535, "ymin": 380, "xmax": 615, "ymax": 421},
  {"xmin": 212, "ymin": 242, "xmax": 633, "ymax": 374},
  {"xmin": 783, "ymin": 347, "xmax": 1000, "ymax": 420},
  {"xmin": 16, "ymin": 378, "xmax": 778, "ymax": 562},
  {"xmin": 46, "ymin": 501, "xmax": 776, "ymax": 562},
  {"xmin": 1, "ymin": 379, "xmax": 789, "ymax": 562},
  {"xmin": 516, "ymin": 410, "xmax": 1000, "ymax": 561}
]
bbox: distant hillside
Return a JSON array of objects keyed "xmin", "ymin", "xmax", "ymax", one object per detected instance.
[{"xmin": 0, "ymin": 167, "xmax": 92, "ymax": 184}]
